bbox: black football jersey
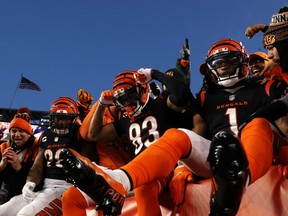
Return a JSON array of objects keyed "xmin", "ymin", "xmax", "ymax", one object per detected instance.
[
  {"xmin": 198, "ymin": 80, "xmax": 287, "ymax": 136},
  {"xmin": 39, "ymin": 126, "xmax": 81, "ymax": 180},
  {"xmin": 113, "ymin": 94, "xmax": 194, "ymax": 155}
]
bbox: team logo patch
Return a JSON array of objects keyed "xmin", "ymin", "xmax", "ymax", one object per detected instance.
[
  {"xmin": 229, "ymin": 95, "xmax": 235, "ymax": 101},
  {"xmin": 264, "ymin": 35, "xmax": 276, "ymax": 46},
  {"xmin": 166, "ymin": 71, "xmax": 174, "ymax": 77},
  {"xmin": 42, "ymin": 136, "xmax": 47, "ymax": 142}
]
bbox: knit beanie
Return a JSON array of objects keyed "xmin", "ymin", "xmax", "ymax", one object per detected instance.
[
  {"xmin": 16, "ymin": 106, "xmax": 31, "ymax": 122},
  {"xmin": 263, "ymin": 6, "xmax": 288, "ymax": 72},
  {"xmin": 263, "ymin": 6, "xmax": 288, "ymax": 47},
  {"xmin": 9, "ymin": 107, "xmax": 33, "ymax": 135}
]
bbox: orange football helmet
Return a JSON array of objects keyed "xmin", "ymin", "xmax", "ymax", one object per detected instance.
[
  {"xmin": 113, "ymin": 70, "xmax": 150, "ymax": 118},
  {"xmin": 49, "ymin": 96, "xmax": 79, "ymax": 135},
  {"xmin": 204, "ymin": 38, "xmax": 249, "ymax": 87}
]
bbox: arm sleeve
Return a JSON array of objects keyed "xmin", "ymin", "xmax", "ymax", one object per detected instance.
[
  {"xmin": 239, "ymin": 99, "xmax": 288, "ymax": 132},
  {"xmin": 251, "ymin": 100, "xmax": 288, "ymax": 122},
  {"xmin": 152, "ymin": 69, "xmax": 190, "ymax": 107},
  {"xmin": 176, "ymin": 58, "xmax": 191, "ymax": 84},
  {"xmin": 261, "ymin": 25, "xmax": 269, "ymax": 32}
]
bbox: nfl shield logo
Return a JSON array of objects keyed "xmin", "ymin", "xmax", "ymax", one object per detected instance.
[{"xmin": 229, "ymin": 95, "xmax": 235, "ymax": 101}]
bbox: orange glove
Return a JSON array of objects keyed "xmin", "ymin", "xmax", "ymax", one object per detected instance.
[
  {"xmin": 99, "ymin": 90, "xmax": 113, "ymax": 106},
  {"xmin": 169, "ymin": 165, "xmax": 195, "ymax": 206}
]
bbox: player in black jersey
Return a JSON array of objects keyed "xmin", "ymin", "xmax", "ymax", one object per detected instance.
[
  {"xmin": 198, "ymin": 38, "xmax": 287, "ymax": 215},
  {"xmin": 58, "ymin": 43, "xmax": 207, "ymax": 215},
  {"xmin": 58, "ymin": 37, "xmax": 288, "ymax": 216},
  {"xmin": 60, "ymin": 68, "xmax": 200, "ymax": 215},
  {"xmin": 0, "ymin": 96, "xmax": 87, "ymax": 216}
]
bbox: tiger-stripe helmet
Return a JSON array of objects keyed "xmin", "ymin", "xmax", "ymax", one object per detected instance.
[
  {"xmin": 113, "ymin": 70, "xmax": 150, "ymax": 119},
  {"xmin": 204, "ymin": 38, "xmax": 249, "ymax": 87},
  {"xmin": 49, "ymin": 96, "xmax": 79, "ymax": 135}
]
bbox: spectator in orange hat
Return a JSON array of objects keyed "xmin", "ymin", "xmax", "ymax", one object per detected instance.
[
  {"xmin": 248, "ymin": 52, "xmax": 269, "ymax": 76},
  {"xmin": 0, "ymin": 107, "xmax": 39, "ymax": 204}
]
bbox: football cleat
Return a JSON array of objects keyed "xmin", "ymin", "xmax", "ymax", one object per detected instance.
[
  {"xmin": 59, "ymin": 148, "xmax": 126, "ymax": 216},
  {"xmin": 207, "ymin": 131, "xmax": 249, "ymax": 216}
]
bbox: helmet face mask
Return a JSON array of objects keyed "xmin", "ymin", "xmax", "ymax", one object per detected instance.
[
  {"xmin": 113, "ymin": 70, "xmax": 149, "ymax": 119},
  {"xmin": 205, "ymin": 39, "xmax": 248, "ymax": 87},
  {"xmin": 114, "ymin": 86, "xmax": 140, "ymax": 108},
  {"xmin": 209, "ymin": 52, "xmax": 242, "ymax": 71},
  {"xmin": 49, "ymin": 96, "xmax": 79, "ymax": 135}
]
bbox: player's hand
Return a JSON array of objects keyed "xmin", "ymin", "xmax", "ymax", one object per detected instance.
[
  {"xmin": 0, "ymin": 147, "xmax": 11, "ymax": 170},
  {"xmin": 136, "ymin": 68, "xmax": 152, "ymax": 84},
  {"xmin": 6, "ymin": 149, "xmax": 21, "ymax": 171},
  {"xmin": 245, "ymin": 24, "xmax": 267, "ymax": 39},
  {"xmin": 99, "ymin": 90, "xmax": 113, "ymax": 106},
  {"xmin": 180, "ymin": 38, "xmax": 190, "ymax": 60},
  {"xmin": 169, "ymin": 165, "xmax": 195, "ymax": 206},
  {"xmin": 22, "ymin": 182, "xmax": 36, "ymax": 202}
]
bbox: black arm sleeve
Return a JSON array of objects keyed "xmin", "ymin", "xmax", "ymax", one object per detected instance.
[
  {"xmin": 253, "ymin": 93, "xmax": 288, "ymax": 122},
  {"xmin": 251, "ymin": 100, "xmax": 288, "ymax": 122},
  {"xmin": 152, "ymin": 69, "xmax": 190, "ymax": 107},
  {"xmin": 239, "ymin": 100, "xmax": 288, "ymax": 132},
  {"xmin": 261, "ymin": 25, "xmax": 269, "ymax": 32},
  {"xmin": 176, "ymin": 58, "xmax": 191, "ymax": 84}
]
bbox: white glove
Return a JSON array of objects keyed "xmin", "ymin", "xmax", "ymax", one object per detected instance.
[
  {"xmin": 22, "ymin": 182, "xmax": 36, "ymax": 202},
  {"xmin": 99, "ymin": 90, "xmax": 113, "ymax": 106},
  {"xmin": 180, "ymin": 38, "xmax": 190, "ymax": 60},
  {"xmin": 136, "ymin": 68, "xmax": 153, "ymax": 84}
]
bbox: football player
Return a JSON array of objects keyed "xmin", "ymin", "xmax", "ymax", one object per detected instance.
[
  {"xmin": 0, "ymin": 96, "xmax": 87, "ymax": 216},
  {"xmin": 59, "ymin": 41, "xmax": 206, "ymax": 215},
  {"xmin": 59, "ymin": 37, "xmax": 288, "ymax": 216}
]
